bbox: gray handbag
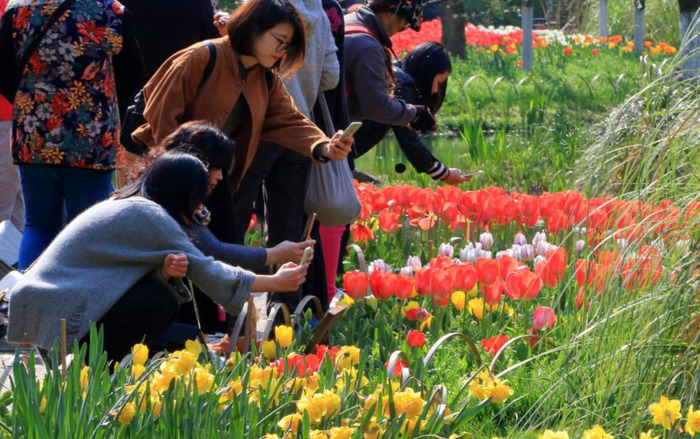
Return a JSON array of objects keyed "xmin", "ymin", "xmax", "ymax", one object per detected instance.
[{"xmin": 304, "ymin": 95, "xmax": 361, "ymax": 227}]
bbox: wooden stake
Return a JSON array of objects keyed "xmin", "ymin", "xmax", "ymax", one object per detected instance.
[
  {"xmin": 60, "ymin": 318, "xmax": 67, "ymax": 378},
  {"xmin": 243, "ymin": 295, "xmax": 256, "ymax": 353}
]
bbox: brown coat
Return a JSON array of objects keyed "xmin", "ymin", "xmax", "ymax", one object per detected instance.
[{"xmin": 132, "ymin": 36, "xmax": 330, "ymax": 188}]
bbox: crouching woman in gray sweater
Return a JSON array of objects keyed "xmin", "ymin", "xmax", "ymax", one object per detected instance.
[{"xmin": 7, "ymin": 152, "xmax": 307, "ymax": 362}]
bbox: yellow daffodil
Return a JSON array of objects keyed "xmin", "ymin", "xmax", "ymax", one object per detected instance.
[
  {"xmin": 687, "ymin": 404, "xmax": 700, "ymax": 437},
  {"xmin": 297, "ymin": 390, "xmax": 341, "ymax": 424},
  {"xmin": 583, "ymin": 425, "xmax": 613, "ymax": 439},
  {"xmin": 171, "ymin": 350, "xmax": 198, "ymax": 375},
  {"xmin": 538, "ymin": 430, "xmax": 570, "ymax": 439},
  {"xmin": 278, "ymin": 413, "xmax": 303, "ymax": 435},
  {"xmin": 275, "ymin": 325, "xmax": 293, "ymax": 349},
  {"xmin": 261, "ymin": 339, "xmax": 277, "ymax": 361},
  {"xmin": 649, "ymin": 396, "xmax": 682, "ymax": 429},
  {"xmin": 114, "ymin": 402, "xmax": 136, "ymax": 426},
  {"xmin": 328, "ymin": 426, "xmax": 355, "ymax": 439},
  {"xmin": 131, "ymin": 343, "xmax": 148, "ymax": 366},
  {"xmin": 185, "ymin": 339, "xmax": 202, "ymax": 356},
  {"xmin": 336, "ymin": 345, "xmax": 360, "ymax": 369},
  {"xmin": 639, "ymin": 429, "xmax": 658, "ymax": 439}
]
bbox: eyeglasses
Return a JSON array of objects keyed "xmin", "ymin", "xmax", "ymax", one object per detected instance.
[{"xmin": 267, "ymin": 30, "xmax": 291, "ymax": 53}]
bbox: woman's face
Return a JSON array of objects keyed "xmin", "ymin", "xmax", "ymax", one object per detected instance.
[
  {"xmin": 431, "ymin": 70, "xmax": 450, "ymax": 95},
  {"xmin": 208, "ymin": 168, "xmax": 223, "ymax": 195},
  {"xmin": 251, "ymin": 22, "xmax": 294, "ymax": 68}
]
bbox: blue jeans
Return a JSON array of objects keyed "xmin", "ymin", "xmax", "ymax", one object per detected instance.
[{"xmin": 18, "ymin": 165, "xmax": 113, "ymax": 270}]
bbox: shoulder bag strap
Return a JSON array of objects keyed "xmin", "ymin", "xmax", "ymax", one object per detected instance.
[{"xmin": 18, "ymin": 0, "xmax": 77, "ymax": 70}]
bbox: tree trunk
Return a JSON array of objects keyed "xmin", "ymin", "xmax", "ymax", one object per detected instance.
[
  {"xmin": 599, "ymin": 0, "xmax": 608, "ymax": 37},
  {"xmin": 441, "ymin": 2, "xmax": 466, "ymax": 58},
  {"xmin": 634, "ymin": 0, "xmax": 645, "ymax": 53},
  {"xmin": 522, "ymin": 3, "xmax": 534, "ymax": 70},
  {"xmin": 679, "ymin": 0, "xmax": 700, "ymax": 78}
]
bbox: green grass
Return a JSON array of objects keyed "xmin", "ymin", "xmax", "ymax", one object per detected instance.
[{"xmin": 354, "ymin": 47, "xmax": 651, "ymax": 194}]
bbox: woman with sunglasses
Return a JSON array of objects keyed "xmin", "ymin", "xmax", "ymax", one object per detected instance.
[{"xmin": 130, "ymin": 0, "xmax": 354, "ymax": 244}]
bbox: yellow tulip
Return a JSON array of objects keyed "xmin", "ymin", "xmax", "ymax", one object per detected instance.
[
  {"xmin": 131, "ymin": 343, "xmax": 148, "ymax": 366},
  {"xmin": 275, "ymin": 325, "xmax": 293, "ymax": 349},
  {"xmin": 261, "ymin": 339, "xmax": 277, "ymax": 361},
  {"xmin": 451, "ymin": 290, "xmax": 466, "ymax": 311}
]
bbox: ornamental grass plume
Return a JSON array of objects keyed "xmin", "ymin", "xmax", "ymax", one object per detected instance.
[{"xmin": 649, "ymin": 396, "xmax": 682, "ymax": 429}]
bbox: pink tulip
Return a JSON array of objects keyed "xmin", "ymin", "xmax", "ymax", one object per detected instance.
[{"xmin": 532, "ymin": 306, "xmax": 556, "ymax": 330}]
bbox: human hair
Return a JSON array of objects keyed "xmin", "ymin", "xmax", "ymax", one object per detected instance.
[
  {"xmin": 226, "ymin": 0, "xmax": 306, "ymax": 75},
  {"xmin": 367, "ymin": 0, "xmax": 401, "ymax": 16},
  {"xmin": 114, "ymin": 151, "xmax": 209, "ymax": 225},
  {"xmin": 404, "ymin": 42, "xmax": 451, "ymax": 113},
  {"xmin": 128, "ymin": 121, "xmax": 235, "ymax": 182}
]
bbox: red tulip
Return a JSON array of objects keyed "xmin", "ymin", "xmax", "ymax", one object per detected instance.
[
  {"xmin": 351, "ymin": 222, "xmax": 374, "ymax": 243},
  {"xmin": 563, "ymin": 46, "xmax": 572, "ymax": 55},
  {"xmin": 343, "ymin": 271, "xmax": 368, "ymax": 300},
  {"xmin": 369, "ymin": 271, "xmax": 393, "ymax": 301},
  {"xmin": 483, "ymin": 276, "xmax": 504, "ymax": 305},
  {"xmin": 481, "ymin": 335, "xmax": 509, "ymax": 354},
  {"xmin": 498, "ymin": 254, "xmax": 520, "ymax": 279},
  {"xmin": 393, "ymin": 274, "xmax": 414, "ymax": 300},
  {"xmin": 405, "ymin": 307, "xmax": 431, "ymax": 322},
  {"xmin": 386, "ymin": 360, "xmax": 406, "ymax": 378},
  {"xmin": 505, "ymin": 269, "xmax": 542, "ymax": 301},
  {"xmin": 476, "ymin": 258, "xmax": 499, "ymax": 286},
  {"xmin": 378, "ymin": 209, "xmax": 400, "ymax": 232},
  {"xmin": 407, "ymin": 330, "xmax": 426, "ymax": 348},
  {"xmin": 532, "ymin": 306, "xmax": 556, "ymax": 330},
  {"xmin": 446, "ymin": 263, "xmax": 477, "ymax": 292}
]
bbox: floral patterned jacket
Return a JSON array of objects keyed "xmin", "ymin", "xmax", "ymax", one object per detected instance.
[{"xmin": 4, "ymin": 0, "xmax": 127, "ymax": 170}]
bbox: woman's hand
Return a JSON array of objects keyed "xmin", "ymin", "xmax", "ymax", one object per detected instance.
[
  {"xmin": 213, "ymin": 12, "xmax": 229, "ymax": 37},
  {"xmin": 322, "ymin": 130, "xmax": 354, "ymax": 160},
  {"xmin": 266, "ymin": 240, "xmax": 316, "ymax": 265},
  {"xmin": 162, "ymin": 253, "xmax": 188, "ymax": 280},
  {"xmin": 442, "ymin": 168, "xmax": 473, "ymax": 185},
  {"xmin": 250, "ymin": 262, "xmax": 309, "ymax": 293}
]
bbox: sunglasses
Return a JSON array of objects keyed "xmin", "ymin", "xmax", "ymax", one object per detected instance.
[{"xmin": 267, "ymin": 30, "xmax": 291, "ymax": 53}]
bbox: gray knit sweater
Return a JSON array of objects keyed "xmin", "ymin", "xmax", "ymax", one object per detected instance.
[{"xmin": 7, "ymin": 197, "xmax": 255, "ymax": 351}]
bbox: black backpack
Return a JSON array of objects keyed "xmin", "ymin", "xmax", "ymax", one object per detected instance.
[{"xmin": 120, "ymin": 41, "xmax": 274, "ymax": 155}]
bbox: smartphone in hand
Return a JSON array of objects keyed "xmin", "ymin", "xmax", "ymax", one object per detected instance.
[
  {"xmin": 338, "ymin": 122, "xmax": 362, "ymax": 142},
  {"xmin": 460, "ymin": 170, "xmax": 484, "ymax": 179},
  {"xmin": 299, "ymin": 247, "xmax": 313, "ymax": 265}
]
